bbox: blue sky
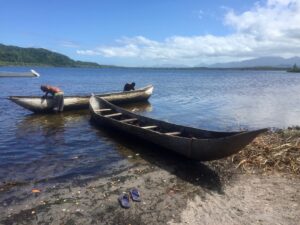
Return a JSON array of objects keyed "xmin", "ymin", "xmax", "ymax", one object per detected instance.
[{"xmin": 1, "ymin": 0, "xmax": 300, "ymax": 66}]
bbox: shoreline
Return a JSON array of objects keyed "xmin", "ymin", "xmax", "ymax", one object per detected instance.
[
  {"xmin": 1, "ymin": 128, "xmax": 299, "ymax": 224},
  {"xmin": 0, "ymin": 64, "xmax": 292, "ymax": 71}
]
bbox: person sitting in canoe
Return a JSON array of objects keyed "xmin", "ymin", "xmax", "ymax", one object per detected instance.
[
  {"xmin": 123, "ymin": 82, "xmax": 135, "ymax": 91},
  {"xmin": 40, "ymin": 85, "xmax": 64, "ymax": 112}
]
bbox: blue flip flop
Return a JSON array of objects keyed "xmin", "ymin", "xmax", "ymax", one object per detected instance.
[
  {"xmin": 130, "ymin": 188, "xmax": 141, "ymax": 202},
  {"xmin": 118, "ymin": 193, "xmax": 130, "ymax": 208}
]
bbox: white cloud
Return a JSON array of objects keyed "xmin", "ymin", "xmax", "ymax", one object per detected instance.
[
  {"xmin": 60, "ymin": 41, "xmax": 79, "ymax": 48},
  {"xmin": 77, "ymin": 0, "xmax": 300, "ymax": 66},
  {"xmin": 225, "ymin": 0, "xmax": 300, "ymax": 39},
  {"xmin": 267, "ymin": 0, "xmax": 298, "ymax": 6}
]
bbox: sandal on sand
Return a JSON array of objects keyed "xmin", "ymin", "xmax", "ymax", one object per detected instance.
[
  {"xmin": 130, "ymin": 188, "xmax": 141, "ymax": 202},
  {"xmin": 118, "ymin": 193, "xmax": 130, "ymax": 208}
]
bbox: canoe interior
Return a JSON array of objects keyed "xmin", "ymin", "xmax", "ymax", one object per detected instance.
[
  {"xmin": 91, "ymin": 95, "xmax": 241, "ymax": 139},
  {"xmin": 90, "ymin": 96, "xmax": 268, "ymax": 161}
]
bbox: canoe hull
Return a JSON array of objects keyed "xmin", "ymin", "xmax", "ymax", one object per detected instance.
[
  {"xmin": 90, "ymin": 96, "xmax": 267, "ymax": 161},
  {"xmin": 9, "ymin": 85, "xmax": 153, "ymax": 113},
  {"xmin": 0, "ymin": 69, "xmax": 40, "ymax": 77}
]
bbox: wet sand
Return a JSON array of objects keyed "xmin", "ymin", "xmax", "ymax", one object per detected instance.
[{"xmin": 1, "ymin": 132, "xmax": 299, "ymax": 225}]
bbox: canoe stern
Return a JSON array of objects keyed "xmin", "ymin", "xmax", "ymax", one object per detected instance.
[{"xmin": 190, "ymin": 128, "xmax": 268, "ymax": 161}]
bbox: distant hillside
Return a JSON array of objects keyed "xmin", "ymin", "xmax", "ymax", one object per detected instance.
[
  {"xmin": 208, "ymin": 56, "xmax": 300, "ymax": 69},
  {"xmin": 0, "ymin": 44, "xmax": 108, "ymax": 68}
]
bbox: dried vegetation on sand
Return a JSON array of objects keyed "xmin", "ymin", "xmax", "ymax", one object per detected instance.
[{"xmin": 231, "ymin": 127, "xmax": 300, "ymax": 174}]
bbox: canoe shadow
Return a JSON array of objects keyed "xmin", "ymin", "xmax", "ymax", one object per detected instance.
[{"xmin": 91, "ymin": 123, "xmax": 224, "ymax": 194}]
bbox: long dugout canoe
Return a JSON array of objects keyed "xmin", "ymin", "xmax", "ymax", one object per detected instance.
[
  {"xmin": 89, "ymin": 95, "xmax": 268, "ymax": 161},
  {"xmin": 0, "ymin": 69, "xmax": 40, "ymax": 77},
  {"xmin": 9, "ymin": 85, "xmax": 153, "ymax": 113}
]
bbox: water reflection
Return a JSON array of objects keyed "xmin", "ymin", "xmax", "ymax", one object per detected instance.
[
  {"xmin": 121, "ymin": 101, "xmax": 152, "ymax": 113},
  {"xmin": 17, "ymin": 110, "xmax": 88, "ymax": 134},
  {"xmin": 0, "ymin": 102, "xmax": 153, "ymax": 183},
  {"xmin": 17, "ymin": 101, "xmax": 152, "ymax": 136}
]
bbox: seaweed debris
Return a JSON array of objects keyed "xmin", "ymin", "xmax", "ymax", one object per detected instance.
[{"xmin": 231, "ymin": 127, "xmax": 300, "ymax": 175}]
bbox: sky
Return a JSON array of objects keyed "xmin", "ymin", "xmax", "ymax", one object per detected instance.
[{"xmin": 1, "ymin": 0, "xmax": 300, "ymax": 67}]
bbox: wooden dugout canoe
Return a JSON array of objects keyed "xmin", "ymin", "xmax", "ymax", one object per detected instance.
[
  {"xmin": 9, "ymin": 85, "xmax": 153, "ymax": 113},
  {"xmin": 0, "ymin": 69, "xmax": 40, "ymax": 77},
  {"xmin": 90, "ymin": 96, "xmax": 268, "ymax": 161}
]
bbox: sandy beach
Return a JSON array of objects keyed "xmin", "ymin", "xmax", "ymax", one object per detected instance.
[{"xmin": 1, "ymin": 128, "xmax": 299, "ymax": 225}]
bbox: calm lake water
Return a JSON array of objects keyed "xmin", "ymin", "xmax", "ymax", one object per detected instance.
[{"xmin": 1, "ymin": 67, "xmax": 300, "ymax": 183}]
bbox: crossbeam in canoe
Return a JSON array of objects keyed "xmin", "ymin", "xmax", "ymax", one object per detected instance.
[
  {"xmin": 120, "ymin": 118, "xmax": 138, "ymax": 123},
  {"xmin": 94, "ymin": 108, "xmax": 112, "ymax": 112},
  {"xmin": 164, "ymin": 132, "xmax": 181, "ymax": 136},
  {"xmin": 141, "ymin": 125, "xmax": 158, "ymax": 129},
  {"xmin": 104, "ymin": 112, "xmax": 122, "ymax": 118}
]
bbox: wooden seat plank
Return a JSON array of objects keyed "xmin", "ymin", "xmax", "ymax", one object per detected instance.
[
  {"xmin": 120, "ymin": 118, "xmax": 138, "ymax": 123},
  {"xmin": 94, "ymin": 108, "xmax": 112, "ymax": 112},
  {"xmin": 104, "ymin": 113, "xmax": 122, "ymax": 118},
  {"xmin": 164, "ymin": 132, "xmax": 181, "ymax": 136},
  {"xmin": 141, "ymin": 125, "xmax": 158, "ymax": 129}
]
